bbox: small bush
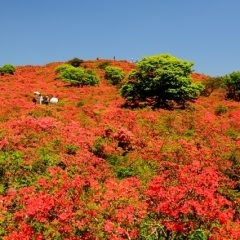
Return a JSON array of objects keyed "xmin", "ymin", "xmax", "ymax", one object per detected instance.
[
  {"xmin": 92, "ymin": 137, "xmax": 106, "ymax": 158},
  {"xmin": 76, "ymin": 100, "xmax": 85, "ymax": 107},
  {"xmin": 67, "ymin": 57, "xmax": 84, "ymax": 67},
  {"xmin": 189, "ymin": 229, "xmax": 209, "ymax": 240},
  {"xmin": 115, "ymin": 166, "xmax": 136, "ymax": 179},
  {"xmin": 226, "ymin": 128, "xmax": 239, "ymax": 140},
  {"xmin": 56, "ymin": 65, "xmax": 100, "ymax": 87},
  {"xmin": 104, "ymin": 66, "xmax": 126, "ymax": 85},
  {"xmin": 223, "ymin": 71, "xmax": 240, "ymax": 101},
  {"xmin": 97, "ymin": 60, "xmax": 111, "ymax": 70},
  {"xmin": 0, "ymin": 64, "xmax": 16, "ymax": 75},
  {"xmin": 214, "ymin": 104, "xmax": 228, "ymax": 116},
  {"xmin": 114, "ymin": 128, "xmax": 135, "ymax": 151},
  {"xmin": 201, "ymin": 77, "xmax": 224, "ymax": 97},
  {"xmin": 65, "ymin": 144, "xmax": 79, "ymax": 155}
]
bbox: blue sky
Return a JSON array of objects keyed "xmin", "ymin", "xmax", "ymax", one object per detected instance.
[{"xmin": 1, "ymin": 1, "xmax": 239, "ymax": 76}]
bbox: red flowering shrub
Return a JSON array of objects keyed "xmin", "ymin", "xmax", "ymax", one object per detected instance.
[{"xmin": 113, "ymin": 127, "xmax": 136, "ymax": 151}]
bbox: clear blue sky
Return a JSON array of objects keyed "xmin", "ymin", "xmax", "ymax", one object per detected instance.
[{"xmin": 1, "ymin": 1, "xmax": 239, "ymax": 76}]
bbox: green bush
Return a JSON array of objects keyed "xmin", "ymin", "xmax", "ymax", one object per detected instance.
[
  {"xmin": 120, "ymin": 54, "xmax": 204, "ymax": 108},
  {"xmin": 214, "ymin": 104, "xmax": 228, "ymax": 116},
  {"xmin": 104, "ymin": 66, "xmax": 126, "ymax": 85},
  {"xmin": 56, "ymin": 64, "xmax": 100, "ymax": 87},
  {"xmin": 67, "ymin": 57, "xmax": 84, "ymax": 67},
  {"xmin": 65, "ymin": 144, "xmax": 79, "ymax": 155},
  {"xmin": 97, "ymin": 60, "xmax": 111, "ymax": 70},
  {"xmin": 201, "ymin": 76, "xmax": 224, "ymax": 97},
  {"xmin": 0, "ymin": 64, "xmax": 16, "ymax": 75},
  {"xmin": 189, "ymin": 229, "xmax": 209, "ymax": 240},
  {"xmin": 92, "ymin": 137, "xmax": 106, "ymax": 158},
  {"xmin": 223, "ymin": 71, "xmax": 240, "ymax": 101},
  {"xmin": 55, "ymin": 64, "xmax": 71, "ymax": 74},
  {"xmin": 76, "ymin": 100, "xmax": 86, "ymax": 107}
]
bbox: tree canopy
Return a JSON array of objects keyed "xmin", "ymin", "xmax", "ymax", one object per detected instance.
[
  {"xmin": 120, "ymin": 54, "xmax": 204, "ymax": 108},
  {"xmin": 55, "ymin": 65, "xmax": 99, "ymax": 87},
  {"xmin": 0, "ymin": 64, "xmax": 16, "ymax": 75},
  {"xmin": 104, "ymin": 66, "xmax": 126, "ymax": 85},
  {"xmin": 223, "ymin": 71, "xmax": 240, "ymax": 101},
  {"xmin": 67, "ymin": 57, "xmax": 84, "ymax": 67}
]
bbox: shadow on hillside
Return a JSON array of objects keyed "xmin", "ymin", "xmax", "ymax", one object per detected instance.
[{"xmin": 121, "ymin": 98, "xmax": 191, "ymax": 111}]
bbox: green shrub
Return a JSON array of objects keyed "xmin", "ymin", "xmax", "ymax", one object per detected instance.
[
  {"xmin": 32, "ymin": 148, "xmax": 60, "ymax": 174},
  {"xmin": 104, "ymin": 66, "xmax": 126, "ymax": 85},
  {"xmin": 201, "ymin": 76, "xmax": 224, "ymax": 97},
  {"xmin": 106, "ymin": 154, "xmax": 159, "ymax": 182},
  {"xmin": 0, "ymin": 150, "xmax": 35, "ymax": 189},
  {"xmin": 55, "ymin": 64, "xmax": 71, "ymax": 74},
  {"xmin": 56, "ymin": 65, "xmax": 100, "ymax": 87},
  {"xmin": 76, "ymin": 100, "xmax": 86, "ymax": 107},
  {"xmin": 189, "ymin": 229, "xmax": 209, "ymax": 240},
  {"xmin": 214, "ymin": 104, "xmax": 228, "ymax": 115},
  {"xmin": 115, "ymin": 166, "xmax": 136, "ymax": 179},
  {"xmin": 67, "ymin": 57, "xmax": 84, "ymax": 67},
  {"xmin": 97, "ymin": 60, "xmax": 111, "ymax": 70},
  {"xmin": 120, "ymin": 54, "xmax": 204, "ymax": 108},
  {"xmin": 65, "ymin": 144, "xmax": 79, "ymax": 155},
  {"xmin": 92, "ymin": 137, "xmax": 106, "ymax": 158},
  {"xmin": 226, "ymin": 128, "xmax": 239, "ymax": 140},
  {"xmin": 223, "ymin": 71, "xmax": 240, "ymax": 101},
  {"xmin": 0, "ymin": 64, "xmax": 16, "ymax": 75}
]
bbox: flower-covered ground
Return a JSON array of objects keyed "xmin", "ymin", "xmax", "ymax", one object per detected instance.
[{"xmin": 0, "ymin": 59, "xmax": 239, "ymax": 239}]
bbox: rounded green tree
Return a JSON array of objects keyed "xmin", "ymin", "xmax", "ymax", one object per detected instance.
[
  {"xmin": 0, "ymin": 64, "xmax": 16, "ymax": 75},
  {"xmin": 104, "ymin": 66, "xmax": 126, "ymax": 85},
  {"xmin": 67, "ymin": 57, "xmax": 84, "ymax": 67},
  {"xmin": 56, "ymin": 65, "xmax": 99, "ymax": 87},
  {"xmin": 120, "ymin": 54, "xmax": 204, "ymax": 108},
  {"xmin": 55, "ymin": 64, "xmax": 71, "ymax": 74},
  {"xmin": 223, "ymin": 71, "xmax": 240, "ymax": 101}
]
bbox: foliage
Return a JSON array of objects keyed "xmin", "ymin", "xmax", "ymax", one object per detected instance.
[
  {"xmin": 214, "ymin": 104, "xmax": 228, "ymax": 115},
  {"xmin": 104, "ymin": 66, "xmax": 126, "ymax": 85},
  {"xmin": 54, "ymin": 64, "xmax": 71, "ymax": 74},
  {"xmin": 0, "ymin": 59, "xmax": 239, "ymax": 239},
  {"xmin": 0, "ymin": 64, "xmax": 16, "ymax": 75},
  {"xmin": 91, "ymin": 137, "xmax": 106, "ymax": 158},
  {"xmin": 120, "ymin": 54, "xmax": 204, "ymax": 108},
  {"xmin": 201, "ymin": 76, "xmax": 224, "ymax": 97},
  {"xmin": 97, "ymin": 60, "xmax": 111, "ymax": 69},
  {"xmin": 67, "ymin": 57, "xmax": 84, "ymax": 67},
  {"xmin": 223, "ymin": 71, "xmax": 240, "ymax": 101},
  {"xmin": 189, "ymin": 229, "xmax": 209, "ymax": 240},
  {"xmin": 76, "ymin": 100, "xmax": 86, "ymax": 107},
  {"xmin": 65, "ymin": 144, "xmax": 79, "ymax": 155},
  {"xmin": 56, "ymin": 64, "xmax": 100, "ymax": 87}
]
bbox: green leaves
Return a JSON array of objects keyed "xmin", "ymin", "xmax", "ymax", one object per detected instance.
[
  {"xmin": 104, "ymin": 66, "xmax": 126, "ymax": 85},
  {"xmin": 0, "ymin": 64, "xmax": 16, "ymax": 75},
  {"xmin": 120, "ymin": 54, "xmax": 204, "ymax": 108},
  {"xmin": 223, "ymin": 71, "xmax": 240, "ymax": 101},
  {"xmin": 55, "ymin": 64, "xmax": 100, "ymax": 87}
]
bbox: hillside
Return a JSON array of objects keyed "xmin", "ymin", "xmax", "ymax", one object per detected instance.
[{"xmin": 0, "ymin": 59, "xmax": 239, "ymax": 239}]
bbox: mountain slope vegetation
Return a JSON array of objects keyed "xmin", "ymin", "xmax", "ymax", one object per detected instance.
[{"xmin": 0, "ymin": 58, "xmax": 239, "ymax": 239}]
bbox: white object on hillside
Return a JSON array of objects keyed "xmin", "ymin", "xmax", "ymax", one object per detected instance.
[
  {"xmin": 34, "ymin": 91, "xmax": 41, "ymax": 95},
  {"xmin": 49, "ymin": 97, "xmax": 58, "ymax": 104}
]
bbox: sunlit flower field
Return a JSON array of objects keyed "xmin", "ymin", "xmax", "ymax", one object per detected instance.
[{"xmin": 0, "ymin": 59, "xmax": 239, "ymax": 239}]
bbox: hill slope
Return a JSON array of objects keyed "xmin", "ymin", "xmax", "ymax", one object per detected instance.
[{"xmin": 0, "ymin": 60, "xmax": 239, "ymax": 239}]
